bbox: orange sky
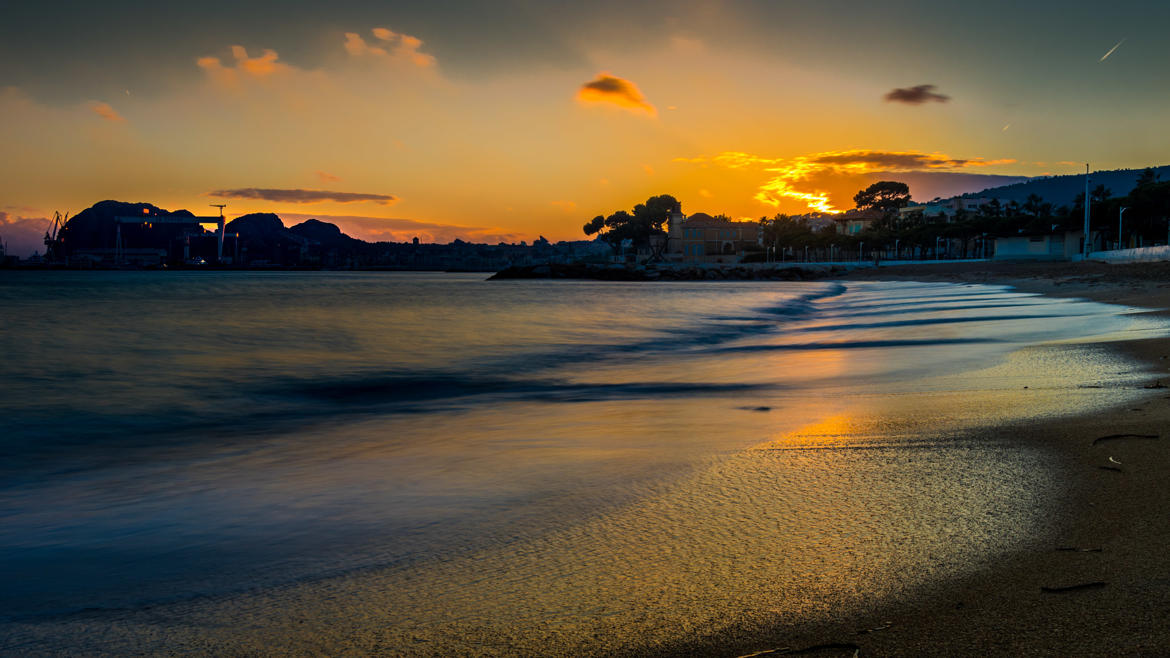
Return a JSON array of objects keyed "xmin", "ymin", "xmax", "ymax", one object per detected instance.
[{"xmin": 2, "ymin": 2, "xmax": 1166, "ymax": 248}]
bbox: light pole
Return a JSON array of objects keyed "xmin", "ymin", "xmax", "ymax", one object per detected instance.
[
  {"xmin": 935, "ymin": 236, "xmax": 943, "ymax": 260},
  {"xmin": 1119, "ymin": 207, "xmax": 1129, "ymax": 250},
  {"xmin": 804, "ymin": 245, "xmax": 808, "ymax": 262},
  {"xmin": 894, "ymin": 238, "xmax": 900, "ymax": 261},
  {"xmin": 859, "ymin": 241, "xmax": 864, "ymax": 263},
  {"xmin": 1082, "ymin": 163, "xmax": 1091, "ymax": 257}
]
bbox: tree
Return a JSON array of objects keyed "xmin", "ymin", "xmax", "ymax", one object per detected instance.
[
  {"xmin": 759, "ymin": 213, "xmax": 815, "ymax": 250},
  {"xmin": 582, "ymin": 194, "xmax": 679, "ymax": 251},
  {"xmin": 978, "ymin": 198, "xmax": 1003, "ymax": 219},
  {"xmin": 1135, "ymin": 168, "xmax": 1158, "ymax": 189},
  {"xmin": 853, "ymin": 181, "xmax": 911, "ymax": 214},
  {"xmin": 1091, "ymin": 184, "xmax": 1112, "ymax": 204},
  {"xmin": 1023, "ymin": 193, "xmax": 1045, "ymax": 217}
]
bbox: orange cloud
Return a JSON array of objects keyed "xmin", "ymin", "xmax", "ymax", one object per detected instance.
[
  {"xmin": 550, "ymin": 200, "xmax": 577, "ymax": 211},
  {"xmin": 680, "ymin": 149, "xmax": 1019, "ymax": 213},
  {"xmin": 576, "ymin": 73, "xmax": 656, "ymax": 117},
  {"xmin": 316, "ymin": 170, "xmax": 341, "ymax": 183},
  {"xmin": 197, "ymin": 46, "xmax": 290, "ymax": 86},
  {"xmin": 88, "ymin": 101, "xmax": 124, "ymax": 122},
  {"xmin": 345, "ymin": 28, "xmax": 436, "ymax": 68}
]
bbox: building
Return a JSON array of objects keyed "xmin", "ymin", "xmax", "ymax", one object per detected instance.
[
  {"xmin": 993, "ymin": 230, "xmax": 1085, "ymax": 261},
  {"xmin": 899, "ymin": 197, "xmax": 994, "ymax": 221},
  {"xmin": 837, "ymin": 209, "xmax": 884, "ymax": 235},
  {"xmin": 665, "ymin": 204, "xmax": 759, "ymax": 263}
]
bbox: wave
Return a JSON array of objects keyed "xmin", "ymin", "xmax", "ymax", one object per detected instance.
[{"xmin": 714, "ymin": 337, "xmax": 1001, "ymax": 353}]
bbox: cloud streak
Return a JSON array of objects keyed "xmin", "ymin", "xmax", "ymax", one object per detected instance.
[
  {"xmin": 209, "ymin": 188, "xmax": 399, "ymax": 205},
  {"xmin": 278, "ymin": 213, "xmax": 521, "ymax": 244},
  {"xmin": 884, "ymin": 84, "xmax": 950, "ymax": 105},
  {"xmin": 1100, "ymin": 38, "xmax": 1126, "ymax": 62},
  {"xmin": 576, "ymin": 73, "xmax": 656, "ymax": 116}
]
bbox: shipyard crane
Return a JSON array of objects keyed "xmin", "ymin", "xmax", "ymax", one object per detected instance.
[
  {"xmin": 43, "ymin": 211, "xmax": 67, "ymax": 262},
  {"xmin": 210, "ymin": 204, "xmax": 227, "ymax": 262}
]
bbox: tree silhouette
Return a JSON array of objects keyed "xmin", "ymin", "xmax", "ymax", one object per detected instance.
[
  {"xmin": 583, "ymin": 194, "xmax": 679, "ymax": 251},
  {"xmin": 853, "ymin": 181, "xmax": 911, "ymax": 213}
]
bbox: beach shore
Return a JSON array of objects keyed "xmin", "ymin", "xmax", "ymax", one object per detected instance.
[
  {"xmin": 4, "ymin": 263, "xmax": 1169, "ymax": 656},
  {"xmin": 688, "ymin": 261, "xmax": 1170, "ymax": 657}
]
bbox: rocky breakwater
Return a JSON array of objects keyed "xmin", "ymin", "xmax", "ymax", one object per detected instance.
[{"xmin": 488, "ymin": 263, "xmax": 840, "ymax": 281}]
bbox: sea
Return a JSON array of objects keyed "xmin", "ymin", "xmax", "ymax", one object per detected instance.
[{"xmin": 0, "ymin": 270, "xmax": 1163, "ymax": 654}]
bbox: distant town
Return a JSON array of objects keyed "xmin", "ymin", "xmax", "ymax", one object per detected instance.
[{"xmin": 3, "ymin": 165, "xmax": 1167, "ymax": 271}]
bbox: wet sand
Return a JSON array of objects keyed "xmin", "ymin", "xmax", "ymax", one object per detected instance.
[{"xmin": 685, "ymin": 261, "xmax": 1170, "ymax": 657}]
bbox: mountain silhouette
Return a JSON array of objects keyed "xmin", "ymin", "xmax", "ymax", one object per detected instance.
[{"xmin": 968, "ymin": 166, "xmax": 1170, "ymax": 206}]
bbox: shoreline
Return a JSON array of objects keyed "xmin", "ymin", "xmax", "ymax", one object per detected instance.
[
  {"xmin": 686, "ymin": 261, "xmax": 1170, "ymax": 656},
  {"xmin": 4, "ymin": 263, "xmax": 1169, "ymax": 655}
]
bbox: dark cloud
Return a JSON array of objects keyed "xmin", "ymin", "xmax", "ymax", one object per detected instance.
[
  {"xmin": 209, "ymin": 188, "xmax": 398, "ymax": 204},
  {"xmin": 811, "ymin": 150, "xmax": 1011, "ymax": 170},
  {"xmin": 883, "ymin": 84, "xmax": 950, "ymax": 105}
]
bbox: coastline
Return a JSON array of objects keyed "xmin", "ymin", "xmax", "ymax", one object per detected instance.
[{"xmin": 688, "ymin": 261, "xmax": 1170, "ymax": 657}]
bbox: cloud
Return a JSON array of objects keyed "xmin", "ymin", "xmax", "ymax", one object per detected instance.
[
  {"xmin": 550, "ymin": 200, "xmax": 577, "ymax": 211},
  {"xmin": 809, "ymin": 150, "xmax": 1013, "ymax": 170},
  {"xmin": 316, "ymin": 170, "xmax": 341, "ymax": 183},
  {"xmin": 576, "ymin": 72, "xmax": 657, "ymax": 116},
  {"xmin": 679, "ymin": 148, "xmax": 1018, "ymax": 213},
  {"xmin": 345, "ymin": 28, "xmax": 436, "ymax": 68},
  {"xmin": 884, "ymin": 84, "xmax": 950, "ymax": 105},
  {"xmin": 209, "ymin": 188, "xmax": 399, "ymax": 205},
  {"xmin": 89, "ymin": 101, "xmax": 124, "ymax": 122},
  {"xmin": 0, "ymin": 211, "xmax": 52, "ymax": 258},
  {"xmin": 277, "ymin": 213, "xmax": 522, "ymax": 244},
  {"xmin": 197, "ymin": 46, "xmax": 291, "ymax": 87}
]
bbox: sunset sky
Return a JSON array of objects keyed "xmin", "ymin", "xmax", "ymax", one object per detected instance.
[{"xmin": 2, "ymin": 0, "xmax": 1168, "ymax": 250}]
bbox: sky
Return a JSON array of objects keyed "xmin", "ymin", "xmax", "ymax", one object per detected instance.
[{"xmin": 2, "ymin": 0, "xmax": 1168, "ymax": 252}]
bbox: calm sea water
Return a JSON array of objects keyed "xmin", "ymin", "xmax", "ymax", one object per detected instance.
[{"xmin": 0, "ymin": 271, "xmax": 1161, "ymax": 653}]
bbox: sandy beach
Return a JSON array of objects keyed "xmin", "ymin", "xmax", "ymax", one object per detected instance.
[{"xmin": 680, "ymin": 261, "xmax": 1170, "ymax": 657}]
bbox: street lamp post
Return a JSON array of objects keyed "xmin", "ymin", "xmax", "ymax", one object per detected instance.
[
  {"xmin": 1082, "ymin": 163, "xmax": 1091, "ymax": 257},
  {"xmin": 935, "ymin": 236, "xmax": 943, "ymax": 260},
  {"xmin": 1119, "ymin": 207, "xmax": 1129, "ymax": 250},
  {"xmin": 894, "ymin": 238, "xmax": 900, "ymax": 261},
  {"xmin": 859, "ymin": 241, "xmax": 864, "ymax": 263}
]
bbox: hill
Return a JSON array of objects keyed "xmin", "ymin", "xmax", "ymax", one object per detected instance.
[{"xmin": 968, "ymin": 166, "xmax": 1170, "ymax": 206}]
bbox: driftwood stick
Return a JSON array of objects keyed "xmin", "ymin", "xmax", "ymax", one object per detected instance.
[
  {"xmin": 1091, "ymin": 433, "xmax": 1158, "ymax": 446},
  {"xmin": 1041, "ymin": 581, "xmax": 1107, "ymax": 593}
]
